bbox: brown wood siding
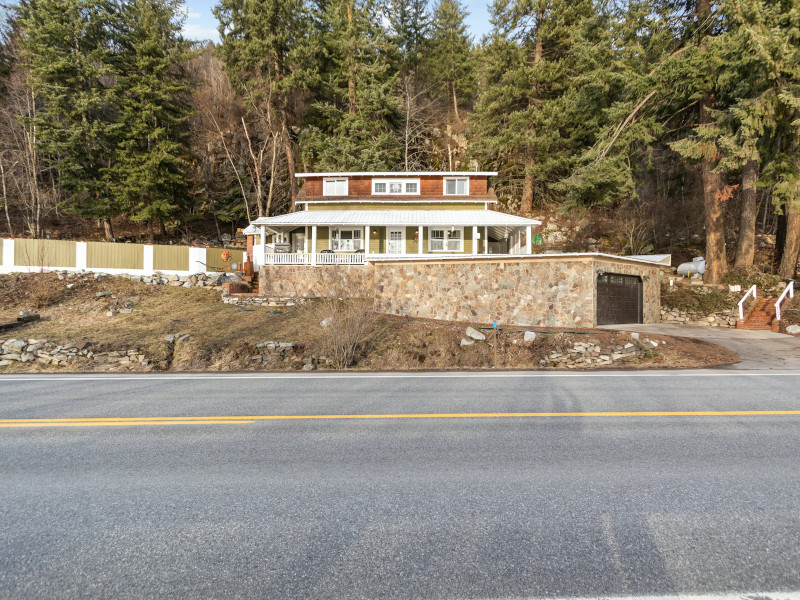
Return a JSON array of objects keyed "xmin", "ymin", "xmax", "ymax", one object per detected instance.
[
  {"xmin": 470, "ymin": 177, "xmax": 488, "ymax": 195},
  {"xmin": 301, "ymin": 175, "xmax": 490, "ymax": 198},
  {"xmin": 306, "ymin": 202, "xmax": 485, "ymax": 211}
]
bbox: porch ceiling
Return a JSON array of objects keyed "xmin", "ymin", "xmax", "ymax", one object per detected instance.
[{"xmin": 250, "ymin": 210, "xmax": 541, "ymax": 228}]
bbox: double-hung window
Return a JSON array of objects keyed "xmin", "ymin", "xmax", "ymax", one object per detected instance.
[
  {"xmin": 372, "ymin": 178, "xmax": 420, "ymax": 195},
  {"xmin": 444, "ymin": 177, "xmax": 468, "ymax": 195},
  {"xmin": 323, "ymin": 177, "xmax": 348, "ymax": 196},
  {"xmin": 429, "ymin": 227, "xmax": 463, "ymax": 252},
  {"xmin": 331, "ymin": 228, "xmax": 362, "ymax": 251}
]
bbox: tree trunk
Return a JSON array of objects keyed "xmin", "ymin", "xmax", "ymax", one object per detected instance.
[
  {"xmin": 103, "ymin": 218, "xmax": 114, "ymax": 242},
  {"xmin": 778, "ymin": 199, "xmax": 800, "ymax": 279},
  {"xmin": 148, "ymin": 220, "xmax": 155, "ymax": 244},
  {"xmin": 0, "ymin": 158, "xmax": 13, "ymax": 237},
  {"xmin": 347, "ymin": 0, "xmax": 356, "ymax": 115},
  {"xmin": 697, "ymin": 0, "xmax": 727, "ymax": 284},
  {"xmin": 160, "ymin": 220, "xmax": 167, "ymax": 236},
  {"xmin": 451, "ymin": 83, "xmax": 460, "ymax": 124},
  {"xmin": 734, "ymin": 159, "xmax": 758, "ymax": 268},
  {"xmin": 282, "ymin": 118, "xmax": 298, "ymax": 210}
]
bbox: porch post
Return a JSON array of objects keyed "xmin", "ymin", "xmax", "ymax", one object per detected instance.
[
  {"xmin": 365, "ymin": 226, "xmax": 370, "ymax": 256},
  {"xmin": 304, "ymin": 226, "xmax": 309, "ymax": 253},
  {"xmin": 260, "ymin": 225, "xmax": 267, "ymax": 265},
  {"xmin": 526, "ymin": 226, "xmax": 532, "ymax": 254},
  {"xmin": 485, "ymin": 226, "xmax": 489, "ymax": 255},
  {"xmin": 472, "ymin": 226, "xmax": 478, "ymax": 255},
  {"xmin": 418, "ymin": 225, "xmax": 423, "ymax": 255},
  {"xmin": 311, "ymin": 226, "xmax": 317, "ymax": 266}
]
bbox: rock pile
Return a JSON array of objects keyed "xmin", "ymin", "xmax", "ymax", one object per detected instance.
[
  {"xmin": 539, "ymin": 336, "xmax": 663, "ymax": 368},
  {"xmin": 222, "ymin": 295, "xmax": 306, "ymax": 307},
  {"xmin": 251, "ymin": 341, "xmax": 329, "ymax": 371},
  {"xmin": 53, "ymin": 270, "xmax": 243, "ymax": 289},
  {"xmin": 660, "ymin": 307, "xmax": 738, "ymax": 327},
  {"xmin": 0, "ymin": 339, "xmax": 149, "ymax": 368}
]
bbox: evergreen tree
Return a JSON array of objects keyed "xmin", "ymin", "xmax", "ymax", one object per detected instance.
[
  {"xmin": 20, "ymin": 0, "xmax": 123, "ymax": 239},
  {"xmin": 300, "ymin": 0, "xmax": 402, "ymax": 170},
  {"xmin": 113, "ymin": 0, "xmax": 193, "ymax": 238},
  {"xmin": 428, "ymin": 0, "xmax": 475, "ymax": 126},
  {"xmin": 471, "ymin": 0, "xmax": 602, "ymax": 213}
]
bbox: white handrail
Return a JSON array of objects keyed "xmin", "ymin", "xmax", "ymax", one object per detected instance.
[
  {"xmin": 738, "ymin": 284, "xmax": 757, "ymax": 321},
  {"xmin": 775, "ymin": 281, "xmax": 795, "ymax": 321}
]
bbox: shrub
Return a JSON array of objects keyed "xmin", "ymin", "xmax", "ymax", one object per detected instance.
[{"xmin": 311, "ymin": 299, "xmax": 385, "ymax": 368}]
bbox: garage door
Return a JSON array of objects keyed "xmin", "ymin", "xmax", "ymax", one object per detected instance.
[{"xmin": 596, "ymin": 273, "xmax": 643, "ymax": 325}]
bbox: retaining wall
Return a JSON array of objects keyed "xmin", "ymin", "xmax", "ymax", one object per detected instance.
[{"xmin": 259, "ymin": 255, "xmax": 661, "ymax": 327}]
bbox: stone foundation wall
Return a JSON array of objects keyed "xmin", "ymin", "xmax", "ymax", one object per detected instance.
[{"xmin": 259, "ymin": 256, "xmax": 662, "ymax": 327}]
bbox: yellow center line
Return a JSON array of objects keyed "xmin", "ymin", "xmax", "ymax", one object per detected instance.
[{"xmin": 1, "ymin": 410, "xmax": 800, "ymax": 428}]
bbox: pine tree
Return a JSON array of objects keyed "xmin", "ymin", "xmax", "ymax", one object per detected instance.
[
  {"xmin": 471, "ymin": 0, "xmax": 601, "ymax": 213},
  {"xmin": 300, "ymin": 0, "xmax": 402, "ymax": 170},
  {"xmin": 113, "ymin": 0, "xmax": 193, "ymax": 238},
  {"xmin": 20, "ymin": 0, "xmax": 123, "ymax": 239},
  {"xmin": 214, "ymin": 0, "xmax": 311, "ymax": 210},
  {"xmin": 428, "ymin": 0, "xmax": 475, "ymax": 126}
]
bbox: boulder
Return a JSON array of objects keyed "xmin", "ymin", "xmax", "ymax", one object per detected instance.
[
  {"xmin": 523, "ymin": 331, "xmax": 537, "ymax": 343},
  {"xmin": 787, "ymin": 325, "xmax": 800, "ymax": 335},
  {"xmin": 465, "ymin": 326, "xmax": 486, "ymax": 341},
  {"xmin": 460, "ymin": 338, "xmax": 475, "ymax": 347}
]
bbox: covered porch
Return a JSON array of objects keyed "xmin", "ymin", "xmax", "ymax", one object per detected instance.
[{"xmin": 247, "ymin": 210, "xmax": 541, "ymax": 267}]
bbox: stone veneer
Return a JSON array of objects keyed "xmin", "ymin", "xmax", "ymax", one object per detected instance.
[{"xmin": 259, "ymin": 255, "xmax": 662, "ymax": 327}]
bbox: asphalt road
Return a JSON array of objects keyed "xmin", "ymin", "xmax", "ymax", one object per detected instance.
[{"xmin": 2, "ymin": 372, "xmax": 800, "ymax": 599}]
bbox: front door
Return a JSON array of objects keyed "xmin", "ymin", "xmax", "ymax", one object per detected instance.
[
  {"xmin": 293, "ymin": 233, "xmax": 306, "ymax": 253},
  {"xmin": 387, "ymin": 228, "xmax": 404, "ymax": 254}
]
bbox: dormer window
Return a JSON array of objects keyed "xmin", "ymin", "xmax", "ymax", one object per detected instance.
[
  {"xmin": 323, "ymin": 177, "xmax": 348, "ymax": 196},
  {"xmin": 444, "ymin": 177, "xmax": 468, "ymax": 195},
  {"xmin": 372, "ymin": 178, "xmax": 420, "ymax": 195}
]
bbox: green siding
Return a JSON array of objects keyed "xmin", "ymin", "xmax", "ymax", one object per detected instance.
[
  {"xmin": 464, "ymin": 226, "xmax": 473, "ymax": 254},
  {"xmin": 307, "ymin": 202, "xmax": 485, "ymax": 211},
  {"xmin": 369, "ymin": 227, "xmax": 385, "ymax": 253},
  {"xmin": 405, "ymin": 226, "xmax": 419, "ymax": 254},
  {"xmin": 87, "ymin": 242, "xmax": 144, "ymax": 270},
  {"xmin": 14, "ymin": 239, "xmax": 76, "ymax": 268},
  {"xmin": 315, "ymin": 227, "xmax": 329, "ymax": 252}
]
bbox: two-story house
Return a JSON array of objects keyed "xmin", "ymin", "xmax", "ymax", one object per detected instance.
[{"xmin": 246, "ymin": 171, "xmax": 541, "ymax": 266}]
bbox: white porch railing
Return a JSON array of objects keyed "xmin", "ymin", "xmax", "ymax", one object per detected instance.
[
  {"xmin": 775, "ymin": 281, "xmax": 795, "ymax": 321},
  {"xmin": 738, "ymin": 284, "xmax": 758, "ymax": 321},
  {"xmin": 262, "ymin": 253, "xmax": 367, "ymax": 266}
]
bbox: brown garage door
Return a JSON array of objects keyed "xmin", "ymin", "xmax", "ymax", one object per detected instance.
[{"xmin": 596, "ymin": 273, "xmax": 643, "ymax": 325}]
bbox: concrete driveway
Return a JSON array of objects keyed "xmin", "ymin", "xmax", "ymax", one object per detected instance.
[{"xmin": 602, "ymin": 323, "xmax": 800, "ymax": 370}]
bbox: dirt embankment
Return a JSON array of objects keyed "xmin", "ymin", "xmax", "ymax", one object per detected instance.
[{"xmin": 0, "ymin": 273, "xmax": 739, "ymax": 372}]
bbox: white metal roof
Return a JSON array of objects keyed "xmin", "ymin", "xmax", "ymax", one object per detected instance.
[
  {"xmin": 295, "ymin": 171, "xmax": 498, "ymax": 178},
  {"xmin": 250, "ymin": 210, "xmax": 540, "ymax": 228}
]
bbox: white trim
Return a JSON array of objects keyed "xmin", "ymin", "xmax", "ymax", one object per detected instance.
[
  {"xmin": 428, "ymin": 226, "xmax": 464, "ymax": 253},
  {"xmin": 330, "ymin": 227, "xmax": 363, "ymax": 252},
  {"xmin": 386, "ymin": 227, "xmax": 406, "ymax": 255},
  {"xmin": 299, "ymin": 199, "xmax": 497, "ymax": 205},
  {"xmin": 297, "ymin": 171, "xmax": 497, "ymax": 178},
  {"xmin": 443, "ymin": 177, "xmax": 469, "ymax": 196},
  {"xmin": 372, "ymin": 178, "xmax": 421, "ymax": 195},
  {"xmin": 322, "ymin": 177, "xmax": 348, "ymax": 196}
]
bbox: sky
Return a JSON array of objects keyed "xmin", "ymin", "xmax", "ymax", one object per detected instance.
[{"xmin": 181, "ymin": 0, "xmax": 494, "ymax": 44}]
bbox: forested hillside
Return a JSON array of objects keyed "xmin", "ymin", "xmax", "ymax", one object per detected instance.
[{"xmin": 1, "ymin": 0, "xmax": 799, "ymax": 281}]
